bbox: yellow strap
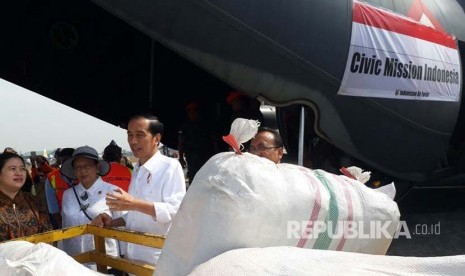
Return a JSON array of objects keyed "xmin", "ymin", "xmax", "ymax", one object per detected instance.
[{"xmin": 51, "ymin": 175, "xmax": 56, "ymax": 189}]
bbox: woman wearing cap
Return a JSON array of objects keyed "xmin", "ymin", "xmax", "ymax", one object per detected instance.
[
  {"xmin": 0, "ymin": 152, "xmax": 52, "ymax": 241},
  {"xmin": 60, "ymin": 145, "xmax": 123, "ymax": 271}
]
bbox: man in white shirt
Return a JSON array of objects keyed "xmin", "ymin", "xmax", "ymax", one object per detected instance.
[{"xmin": 92, "ymin": 114, "xmax": 186, "ymax": 266}]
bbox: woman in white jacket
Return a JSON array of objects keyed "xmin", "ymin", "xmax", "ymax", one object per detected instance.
[{"xmin": 60, "ymin": 146, "xmax": 123, "ymax": 271}]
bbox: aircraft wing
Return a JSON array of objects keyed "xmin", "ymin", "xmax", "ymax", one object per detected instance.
[{"xmin": 89, "ymin": 0, "xmax": 464, "ymax": 180}]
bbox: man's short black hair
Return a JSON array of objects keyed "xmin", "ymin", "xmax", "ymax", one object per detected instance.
[
  {"xmin": 257, "ymin": 127, "xmax": 283, "ymax": 147},
  {"xmin": 129, "ymin": 114, "xmax": 164, "ymax": 136}
]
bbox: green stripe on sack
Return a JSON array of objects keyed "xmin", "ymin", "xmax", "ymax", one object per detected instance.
[{"xmin": 313, "ymin": 170, "xmax": 339, "ymax": 250}]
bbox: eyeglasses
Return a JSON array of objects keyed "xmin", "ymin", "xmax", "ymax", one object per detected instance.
[
  {"xmin": 249, "ymin": 145, "xmax": 281, "ymax": 154},
  {"xmin": 73, "ymin": 164, "xmax": 95, "ymax": 172}
]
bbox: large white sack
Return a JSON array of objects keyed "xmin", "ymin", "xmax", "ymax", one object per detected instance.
[
  {"xmin": 156, "ymin": 152, "xmax": 400, "ymax": 276},
  {"xmin": 189, "ymin": 246, "xmax": 465, "ymax": 276},
  {"xmin": 0, "ymin": 241, "xmax": 105, "ymax": 276}
]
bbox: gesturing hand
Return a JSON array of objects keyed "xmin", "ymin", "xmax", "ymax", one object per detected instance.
[{"xmin": 106, "ymin": 188, "xmax": 136, "ymax": 211}]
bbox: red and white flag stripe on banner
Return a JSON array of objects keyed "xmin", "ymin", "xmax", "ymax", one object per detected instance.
[{"xmin": 337, "ymin": 0, "xmax": 461, "ymax": 101}]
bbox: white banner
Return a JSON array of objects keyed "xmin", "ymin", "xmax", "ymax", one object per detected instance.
[{"xmin": 337, "ymin": 0, "xmax": 461, "ymax": 102}]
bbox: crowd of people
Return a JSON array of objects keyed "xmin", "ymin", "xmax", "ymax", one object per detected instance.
[{"xmin": 0, "ymin": 91, "xmax": 285, "ymax": 272}]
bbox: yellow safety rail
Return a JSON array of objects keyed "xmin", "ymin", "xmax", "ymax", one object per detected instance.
[{"xmin": 11, "ymin": 225, "xmax": 165, "ymax": 276}]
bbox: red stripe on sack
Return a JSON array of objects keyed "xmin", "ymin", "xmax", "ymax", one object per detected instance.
[
  {"xmin": 353, "ymin": 0, "xmax": 456, "ymax": 49},
  {"xmin": 297, "ymin": 167, "xmax": 322, "ymax": 248},
  {"xmin": 334, "ymin": 176, "xmax": 354, "ymax": 251}
]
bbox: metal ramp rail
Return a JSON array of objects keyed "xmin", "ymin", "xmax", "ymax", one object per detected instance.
[{"xmin": 11, "ymin": 224, "xmax": 165, "ymax": 276}]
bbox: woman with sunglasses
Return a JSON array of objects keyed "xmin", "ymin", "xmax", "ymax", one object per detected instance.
[
  {"xmin": 60, "ymin": 146, "xmax": 123, "ymax": 271},
  {"xmin": 0, "ymin": 152, "xmax": 52, "ymax": 241}
]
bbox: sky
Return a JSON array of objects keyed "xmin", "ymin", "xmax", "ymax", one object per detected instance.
[{"xmin": 0, "ymin": 78, "xmax": 130, "ymax": 155}]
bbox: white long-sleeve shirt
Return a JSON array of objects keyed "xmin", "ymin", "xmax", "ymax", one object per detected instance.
[{"xmin": 125, "ymin": 150, "xmax": 186, "ymax": 266}]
